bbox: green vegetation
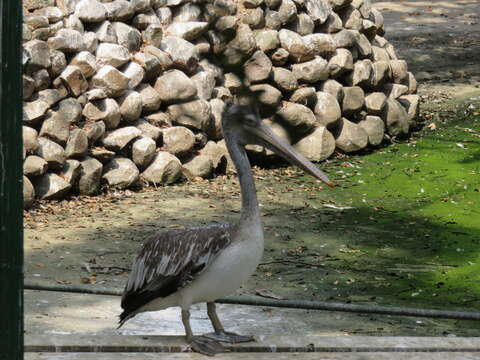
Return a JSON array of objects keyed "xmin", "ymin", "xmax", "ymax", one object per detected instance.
[{"xmin": 258, "ymin": 97, "xmax": 480, "ymax": 318}]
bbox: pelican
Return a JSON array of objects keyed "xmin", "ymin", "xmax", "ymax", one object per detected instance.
[{"xmin": 119, "ymin": 103, "xmax": 334, "ymax": 355}]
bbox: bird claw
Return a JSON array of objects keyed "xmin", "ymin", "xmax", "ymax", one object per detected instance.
[
  {"xmin": 189, "ymin": 335, "xmax": 225, "ymax": 356},
  {"xmin": 203, "ymin": 330, "xmax": 255, "ymax": 344}
]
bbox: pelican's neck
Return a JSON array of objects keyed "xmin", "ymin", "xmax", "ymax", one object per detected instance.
[{"xmin": 224, "ymin": 134, "xmax": 260, "ymax": 224}]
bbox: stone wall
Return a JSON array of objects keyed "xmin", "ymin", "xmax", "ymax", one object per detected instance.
[{"xmin": 22, "ymin": 0, "xmax": 419, "ymax": 208}]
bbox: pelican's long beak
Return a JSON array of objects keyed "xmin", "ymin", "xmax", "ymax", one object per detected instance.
[{"xmin": 249, "ymin": 122, "xmax": 335, "ymax": 187}]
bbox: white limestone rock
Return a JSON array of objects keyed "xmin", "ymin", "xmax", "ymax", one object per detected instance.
[
  {"xmin": 102, "ymin": 157, "xmax": 140, "ymax": 188},
  {"xmin": 358, "ymin": 115, "xmax": 385, "ymax": 146},
  {"xmin": 294, "ymin": 126, "xmax": 335, "ymax": 161},
  {"xmin": 162, "ymin": 126, "xmax": 196, "ymax": 157},
  {"xmin": 132, "ymin": 137, "xmax": 157, "ymax": 169},
  {"xmin": 160, "ymin": 36, "xmax": 199, "ymax": 73},
  {"xmin": 65, "ymin": 129, "xmax": 89, "ymax": 158},
  {"xmin": 102, "ymin": 126, "xmax": 142, "ymax": 151},
  {"xmin": 141, "ymin": 151, "xmax": 182, "ymax": 185},
  {"xmin": 23, "ymin": 176, "xmax": 35, "ymax": 209},
  {"xmin": 117, "ymin": 90, "xmax": 143, "ymax": 122},
  {"xmin": 91, "ymin": 65, "xmax": 129, "ymax": 97},
  {"xmin": 96, "ymin": 43, "xmax": 130, "ymax": 68},
  {"xmin": 75, "ymin": 0, "xmax": 107, "ymax": 23},
  {"xmin": 33, "ymin": 173, "xmax": 72, "ymax": 200},
  {"xmin": 154, "ymin": 69, "xmax": 197, "ymax": 103},
  {"xmin": 168, "ymin": 99, "xmax": 212, "ymax": 132},
  {"xmin": 335, "ymin": 117, "xmax": 368, "ymax": 152},
  {"xmin": 82, "ymin": 98, "xmax": 121, "ymax": 129},
  {"xmin": 23, "ymin": 155, "xmax": 48, "ymax": 177},
  {"xmin": 77, "ymin": 156, "xmax": 103, "ymax": 195},
  {"xmin": 36, "ymin": 137, "xmax": 66, "ymax": 170},
  {"xmin": 182, "ymin": 155, "xmax": 213, "ymax": 180}
]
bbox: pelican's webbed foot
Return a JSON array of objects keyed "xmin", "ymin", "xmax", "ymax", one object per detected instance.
[
  {"xmin": 189, "ymin": 335, "xmax": 225, "ymax": 356},
  {"xmin": 203, "ymin": 330, "xmax": 255, "ymax": 344}
]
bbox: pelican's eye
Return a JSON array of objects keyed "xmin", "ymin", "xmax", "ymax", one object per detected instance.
[{"xmin": 244, "ymin": 115, "xmax": 258, "ymax": 127}]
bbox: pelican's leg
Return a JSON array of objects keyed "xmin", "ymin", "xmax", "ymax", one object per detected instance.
[
  {"xmin": 181, "ymin": 309, "xmax": 224, "ymax": 356},
  {"xmin": 203, "ymin": 302, "xmax": 255, "ymax": 343}
]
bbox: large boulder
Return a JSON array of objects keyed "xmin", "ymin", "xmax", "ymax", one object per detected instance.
[
  {"xmin": 154, "ymin": 69, "xmax": 197, "ymax": 103},
  {"xmin": 91, "ymin": 65, "xmax": 129, "ymax": 97},
  {"xmin": 23, "ymin": 155, "xmax": 48, "ymax": 177},
  {"xmin": 335, "ymin": 118, "xmax": 368, "ymax": 153},
  {"xmin": 382, "ymin": 99, "xmax": 409, "ymax": 137},
  {"xmin": 102, "ymin": 157, "xmax": 140, "ymax": 188},
  {"xmin": 314, "ymin": 92, "xmax": 342, "ymax": 127},
  {"xmin": 134, "ymin": 119, "xmax": 163, "ymax": 140},
  {"xmin": 77, "ymin": 157, "xmax": 103, "ymax": 195},
  {"xmin": 32, "ymin": 173, "xmax": 72, "ymax": 200},
  {"xmin": 36, "ymin": 137, "xmax": 65, "ymax": 170},
  {"xmin": 359, "ymin": 115, "xmax": 385, "ymax": 146},
  {"xmin": 199, "ymin": 141, "xmax": 228, "ymax": 173},
  {"xmin": 278, "ymin": 29, "xmax": 313, "ymax": 62},
  {"xmin": 60, "ymin": 159, "xmax": 82, "ymax": 186},
  {"xmin": 167, "ymin": 99, "xmax": 212, "ymax": 132},
  {"xmin": 39, "ymin": 110, "xmax": 70, "ymax": 146},
  {"xmin": 132, "ymin": 136, "xmax": 157, "ymax": 169},
  {"xmin": 75, "ymin": 0, "xmax": 107, "ymax": 22},
  {"xmin": 276, "ymin": 102, "xmax": 316, "ymax": 136},
  {"xmin": 23, "ymin": 176, "xmax": 35, "ymax": 209},
  {"xmin": 117, "ymin": 90, "xmax": 143, "ymax": 122},
  {"xmin": 137, "ymin": 84, "xmax": 162, "ymax": 112},
  {"xmin": 182, "ymin": 155, "xmax": 213, "ymax": 180},
  {"xmin": 294, "ymin": 126, "xmax": 335, "ymax": 162},
  {"xmin": 162, "ymin": 126, "xmax": 196, "ymax": 157},
  {"xmin": 59, "ymin": 66, "xmax": 89, "ymax": 97},
  {"xmin": 47, "ymin": 29, "xmax": 85, "ymax": 54},
  {"xmin": 23, "ymin": 100, "xmax": 49, "ymax": 125},
  {"xmin": 96, "ymin": 43, "xmax": 130, "ymax": 68},
  {"xmin": 65, "ymin": 129, "xmax": 89, "ymax": 158},
  {"xmin": 271, "ymin": 67, "xmax": 298, "ymax": 93},
  {"xmin": 160, "ymin": 36, "xmax": 199, "ymax": 73},
  {"xmin": 102, "ymin": 127, "xmax": 142, "ymax": 151},
  {"xmin": 141, "ymin": 151, "xmax": 182, "ymax": 185},
  {"xmin": 341, "ymin": 86, "xmax": 365, "ymax": 115},
  {"xmin": 244, "ymin": 50, "xmax": 273, "ymax": 83},
  {"xmin": 23, "ymin": 126, "xmax": 39, "ymax": 154},
  {"xmin": 82, "ymin": 98, "xmax": 121, "ymax": 129},
  {"xmin": 398, "ymin": 94, "xmax": 420, "ymax": 126},
  {"xmin": 292, "ymin": 57, "xmax": 329, "ymax": 83}
]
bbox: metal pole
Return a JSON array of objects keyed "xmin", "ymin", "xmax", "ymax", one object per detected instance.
[
  {"xmin": 24, "ymin": 281, "xmax": 480, "ymax": 322},
  {"xmin": 0, "ymin": 1, "xmax": 24, "ymax": 359}
]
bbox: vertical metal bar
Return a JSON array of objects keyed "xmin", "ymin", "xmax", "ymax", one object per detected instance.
[{"xmin": 0, "ymin": 0, "xmax": 24, "ymax": 359}]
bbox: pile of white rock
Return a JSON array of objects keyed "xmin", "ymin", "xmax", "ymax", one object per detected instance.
[{"xmin": 22, "ymin": 0, "xmax": 419, "ymax": 208}]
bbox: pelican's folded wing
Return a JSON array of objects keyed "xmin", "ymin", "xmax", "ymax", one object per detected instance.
[{"xmin": 119, "ymin": 223, "xmax": 233, "ymax": 323}]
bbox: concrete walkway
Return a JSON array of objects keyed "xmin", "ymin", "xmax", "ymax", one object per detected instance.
[
  {"xmin": 25, "ymin": 334, "xmax": 480, "ymax": 359},
  {"xmin": 25, "ymin": 354, "xmax": 480, "ymax": 360},
  {"xmin": 25, "ymin": 289, "xmax": 480, "ymax": 359}
]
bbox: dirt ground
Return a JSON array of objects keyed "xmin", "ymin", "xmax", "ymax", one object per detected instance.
[{"xmin": 24, "ymin": 0, "xmax": 480, "ymax": 339}]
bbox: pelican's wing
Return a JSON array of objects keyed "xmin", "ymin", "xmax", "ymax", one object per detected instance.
[{"xmin": 119, "ymin": 223, "xmax": 233, "ymax": 323}]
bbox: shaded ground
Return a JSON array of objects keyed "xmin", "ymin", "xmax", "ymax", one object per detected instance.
[
  {"xmin": 25, "ymin": 0, "xmax": 480, "ymax": 340},
  {"xmin": 374, "ymin": 0, "xmax": 480, "ymax": 94}
]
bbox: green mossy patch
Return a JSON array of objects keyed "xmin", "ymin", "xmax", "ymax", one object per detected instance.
[{"xmin": 258, "ymin": 97, "xmax": 480, "ymax": 318}]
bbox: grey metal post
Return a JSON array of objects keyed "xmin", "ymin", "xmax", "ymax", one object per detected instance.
[{"xmin": 0, "ymin": 1, "xmax": 24, "ymax": 359}]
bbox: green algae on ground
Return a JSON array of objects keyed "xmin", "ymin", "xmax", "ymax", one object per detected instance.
[{"xmin": 264, "ymin": 101, "xmax": 480, "ymax": 315}]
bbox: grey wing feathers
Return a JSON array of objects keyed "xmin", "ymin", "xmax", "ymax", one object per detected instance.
[{"xmin": 120, "ymin": 223, "xmax": 233, "ymax": 322}]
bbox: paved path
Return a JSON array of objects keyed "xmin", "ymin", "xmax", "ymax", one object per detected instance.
[
  {"xmin": 374, "ymin": 0, "xmax": 480, "ymax": 94},
  {"xmin": 25, "ymin": 334, "xmax": 480, "ymax": 359}
]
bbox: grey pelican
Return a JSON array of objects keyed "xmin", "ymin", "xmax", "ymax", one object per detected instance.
[{"xmin": 119, "ymin": 103, "xmax": 334, "ymax": 355}]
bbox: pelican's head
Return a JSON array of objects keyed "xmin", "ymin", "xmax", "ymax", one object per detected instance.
[{"xmin": 222, "ymin": 103, "xmax": 334, "ymax": 188}]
